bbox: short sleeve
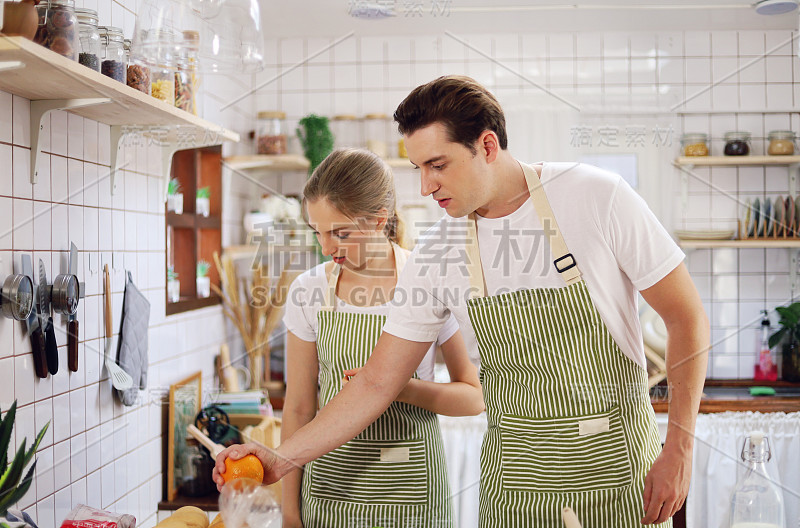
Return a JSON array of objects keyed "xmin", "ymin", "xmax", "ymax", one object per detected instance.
[
  {"xmin": 435, "ymin": 313, "xmax": 459, "ymax": 346},
  {"xmin": 282, "ymin": 274, "xmax": 317, "ymax": 342},
  {"xmin": 608, "ymin": 179, "xmax": 685, "ymax": 290},
  {"xmin": 384, "ymin": 243, "xmax": 450, "ymax": 343}
]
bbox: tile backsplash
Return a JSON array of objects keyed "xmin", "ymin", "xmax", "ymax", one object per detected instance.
[{"xmin": 1, "ymin": 15, "xmax": 799, "ymax": 528}]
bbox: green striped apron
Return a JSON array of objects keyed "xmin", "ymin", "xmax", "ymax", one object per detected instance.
[
  {"xmin": 301, "ymin": 246, "xmax": 454, "ymax": 528},
  {"xmin": 467, "ymin": 163, "xmax": 670, "ymax": 527}
]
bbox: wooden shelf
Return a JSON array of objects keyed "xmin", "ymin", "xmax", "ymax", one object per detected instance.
[
  {"xmin": 0, "ymin": 36, "xmax": 238, "ymax": 192},
  {"xmin": 678, "ymin": 239, "xmax": 800, "ymax": 249},
  {"xmin": 675, "ymin": 156, "xmax": 800, "ymax": 167},
  {"xmin": 223, "ymin": 155, "xmax": 415, "ymax": 172},
  {"xmin": 0, "ymin": 36, "xmax": 238, "ymax": 139},
  {"xmin": 166, "ymin": 212, "xmax": 221, "ymax": 229},
  {"xmin": 165, "ymin": 294, "xmax": 221, "ymax": 316}
]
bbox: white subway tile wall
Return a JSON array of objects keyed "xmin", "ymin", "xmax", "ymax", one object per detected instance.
[{"xmin": 1, "ymin": 22, "xmax": 798, "ymax": 527}]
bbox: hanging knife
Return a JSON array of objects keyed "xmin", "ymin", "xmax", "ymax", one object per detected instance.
[
  {"xmin": 22, "ymin": 255, "xmax": 47, "ymax": 378},
  {"xmin": 39, "ymin": 259, "xmax": 58, "ymax": 375},
  {"xmin": 66, "ymin": 243, "xmax": 79, "ymax": 372}
]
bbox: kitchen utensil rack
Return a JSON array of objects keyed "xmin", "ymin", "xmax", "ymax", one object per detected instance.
[{"xmin": 0, "ymin": 35, "xmax": 239, "ymax": 196}]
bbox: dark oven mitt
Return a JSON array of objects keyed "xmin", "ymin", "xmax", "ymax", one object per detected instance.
[{"xmin": 116, "ymin": 271, "xmax": 150, "ymax": 406}]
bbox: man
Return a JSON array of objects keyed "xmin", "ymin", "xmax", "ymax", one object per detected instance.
[{"xmin": 214, "ymin": 76, "xmax": 709, "ymax": 527}]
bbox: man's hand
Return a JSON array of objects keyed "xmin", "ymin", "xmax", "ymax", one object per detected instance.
[
  {"xmin": 641, "ymin": 444, "xmax": 692, "ymax": 524},
  {"xmin": 282, "ymin": 512, "xmax": 304, "ymax": 528},
  {"xmin": 212, "ymin": 442, "xmax": 280, "ymax": 492}
]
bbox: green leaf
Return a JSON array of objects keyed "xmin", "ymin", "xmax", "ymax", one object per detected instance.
[
  {"xmin": 769, "ymin": 327, "xmax": 788, "ymax": 348},
  {"xmin": 0, "ymin": 440, "xmax": 25, "ymax": 498},
  {"xmin": 0, "ymin": 459, "xmax": 36, "ymax": 515},
  {"xmin": 776, "ymin": 306, "xmax": 799, "ymax": 327},
  {"xmin": 0, "ymin": 402, "xmax": 17, "ymax": 475}
]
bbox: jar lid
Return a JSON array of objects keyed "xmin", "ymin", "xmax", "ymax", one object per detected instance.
[
  {"xmin": 98, "ymin": 26, "xmax": 125, "ymax": 40},
  {"xmin": 75, "ymin": 7, "xmax": 98, "ymax": 23},
  {"xmin": 123, "ymin": 39, "xmax": 131, "ymax": 51},
  {"xmin": 768, "ymin": 130, "xmax": 796, "ymax": 139},
  {"xmin": 364, "ymin": 113, "xmax": 389, "ymax": 120},
  {"xmin": 258, "ymin": 111, "xmax": 286, "ymax": 119},
  {"xmin": 332, "ymin": 114, "xmax": 358, "ymax": 121},
  {"xmin": 680, "ymin": 133, "xmax": 708, "ymax": 141},
  {"xmin": 724, "ymin": 131, "xmax": 751, "ymax": 140}
]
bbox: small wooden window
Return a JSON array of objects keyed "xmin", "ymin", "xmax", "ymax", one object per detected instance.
[{"xmin": 166, "ymin": 146, "xmax": 223, "ymax": 315}]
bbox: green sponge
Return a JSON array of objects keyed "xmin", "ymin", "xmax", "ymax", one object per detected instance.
[{"xmin": 749, "ymin": 386, "xmax": 776, "ymax": 396}]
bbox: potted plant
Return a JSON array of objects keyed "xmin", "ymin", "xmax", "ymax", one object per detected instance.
[
  {"xmin": 196, "ymin": 260, "xmax": 211, "ymax": 298},
  {"xmin": 0, "ymin": 400, "xmax": 49, "ymax": 528},
  {"xmin": 167, "ymin": 266, "xmax": 180, "ymax": 303},
  {"xmin": 167, "ymin": 178, "xmax": 183, "ymax": 215},
  {"xmin": 196, "ymin": 187, "xmax": 210, "ymax": 217},
  {"xmin": 297, "ymin": 114, "xmax": 334, "ymax": 175},
  {"xmin": 768, "ymin": 302, "xmax": 800, "ymax": 382}
]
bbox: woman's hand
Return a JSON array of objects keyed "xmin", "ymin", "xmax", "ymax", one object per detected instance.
[{"xmin": 212, "ymin": 442, "xmax": 276, "ymax": 492}]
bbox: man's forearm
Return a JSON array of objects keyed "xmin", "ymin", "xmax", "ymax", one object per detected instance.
[{"xmin": 663, "ymin": 316, "xmax": 709, "ymax": 453}]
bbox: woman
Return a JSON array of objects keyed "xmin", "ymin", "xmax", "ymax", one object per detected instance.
[{"xmin": 212, "ymin": 149, "xmax": 484, "ymax": 528}]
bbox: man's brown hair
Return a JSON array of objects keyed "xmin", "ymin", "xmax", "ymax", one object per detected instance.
[{"xmin": 393, "ymin": 75, "xmax": 508, "ymax": 154}]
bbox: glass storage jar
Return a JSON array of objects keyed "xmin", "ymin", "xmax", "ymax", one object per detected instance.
[
  {"xmin": 331, "ymin": 114, "xmax": 359, "ymax": 149},
  {"xmin": 256, "ymin": 111, "xmax": 287, "ymax": 154},
  {"xmin": 364, "ymin": 113, "xmax": 389, "ymax": 158},
  {"xmin": 75, "ymin": 8, "xmax": 99, "ymax": 70},
  {"xmin": 99, "ymin": 26, "xmax": 125, "ymax": 82},
  {"xmin": 724, "ymin": 131, "xmax": 751, "ymax": 156},
  {"xmin": 767, "ymin": 130, "xmax": 796, "ymax": 156},
  {"xmin": 34, "ymin": 0, "xmax": 80, "ymax": 61},
  {"xmin": 146, "ymin": 29, "xmax": 175, "ymax": 105},
  {"xmin": 174, "ymin": 30, "xmax": 200, "ymax": 115},
  {"xmin": 126, "ymin": 30, "xmax": 151, "ymax": 94},
  {"xmin": 680, "ymin": 133, "xmax": 709, "ymax": 157}
]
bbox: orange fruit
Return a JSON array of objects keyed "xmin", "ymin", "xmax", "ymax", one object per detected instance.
[{"xmin": 221, "ymin": 454, "xmax": 264, "ymax": 483}]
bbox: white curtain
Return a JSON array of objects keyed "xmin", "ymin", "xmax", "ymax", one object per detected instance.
[
  {"xmin": 440, "ymin": 414, "xmax": 487, "ymax": 528},
  {"xmin": 687, "ymin": 411, "xmax": 800, "ymax": 528}
]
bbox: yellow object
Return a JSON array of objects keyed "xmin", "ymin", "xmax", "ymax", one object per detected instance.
[
  {"xmin": 209, "ymin": 513, "xmax": 225, "ymax": 528},
  {"xmin": 156, "ymin": 519, "xmax": 190, "ymax": 528},
  {"xmin": 152, "ymin": 78, "xmax": 174, "ymax": 102},
  {"xmin": 239, "ymin": 415, "xmax": 283, "ymax": 503},
  {"xmin": 683, "ymin": 142, "xmax": 709, "ymax": 156},
  {"xmin": 398, "ymin": 138, "xmax": 408, "ymax": 158},
  {"xmin": 172, "ymin": 507, "xmax": 209, "ymax": 528},
  {"xmin": 221, "ymin": 453, "xmax": 265, "ymax": 484}
]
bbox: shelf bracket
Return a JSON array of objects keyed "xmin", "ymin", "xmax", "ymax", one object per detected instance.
[
  {"xmin": 790, "ymin": 164, "xmax": 799, "ymax": 198},
  {"xmin": 792, "ymin": 250, "xmax": 799, "ymax": 293},
  {"xmin": 108, "ymin": 125, "xmax": 138, "ymax": 195},
  {"xmin": 0, "ymin": 61, "xmax": 25, "ymax": 73},
  {"xmin": 30, "ymin": 98, "xmax": 110, "ymax": 184},
  {"xmin": 680, "ymin": 170, "xmax": 689, "ymax": 215}
]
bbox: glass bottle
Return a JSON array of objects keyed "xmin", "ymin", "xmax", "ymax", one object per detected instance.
[
  {"xmin": 256, "ymin": 111, "xmax": 287, "ymax": 155},
  {"xmin": 34, "ymin": 0, "xmax": 80, "ymax": 61},
  {"xmin": 729, "ymin": 431, "xmax": 785, "ymax": 528},
  {"xmin": 754, "ymin": 311, "xmax": 777, "ymax": 381},
  {"xmin": 767, "ymin": 131, "xmax": 796, "ymax": 156},
  {"xmin": 98, "ymin": 26, "xmax": 125, "ymax": 83},
  {"xmin": 174, "ymin": 30, "xmax": 200, "ymax": 115},
  {"xmin": 75, "ymin": 7, "xmax": 99, "ymax": 71}
]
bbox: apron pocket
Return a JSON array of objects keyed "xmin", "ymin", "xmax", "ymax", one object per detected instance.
[
  {"xmin": 499, "ymin": 405, "xmax": 633, "ymax": 493},
  {"xmin": 309, "ymin": 437, "xmax": 429, "ymax": 505}
]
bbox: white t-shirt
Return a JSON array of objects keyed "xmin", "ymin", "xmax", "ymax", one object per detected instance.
[
  {"xmin": 283, "ymin": 260, "xmax": 460, "ymax": 382},
  {"xmin": 383, "ymin": 161, "xmax": 685, "ymax": 370}
]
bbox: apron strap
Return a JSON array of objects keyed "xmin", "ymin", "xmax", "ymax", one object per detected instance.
[
  {"xmin": 321, "ymin": 242, "xmax": 407, "ymax": 311},
  {"xmin": 521, "ymin": 162, "xmax": 583, "ymax": 286},
  {"xmin": 465, "ymin": 162, "xmax": 583, "ymax": 300}
]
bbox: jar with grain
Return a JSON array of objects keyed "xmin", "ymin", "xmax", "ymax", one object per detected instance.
[
  {"xmin": 364, "ymin": 113, "xmax": 390, "ymax": 158},
  {"xmin": 174, "ymin": 30, "xmax": 200, "ymax": 115},
  {"xmin": 147, "ymin": 29, "xmax": 175, "ymax": 105},
  {"xmin": 126, "ymin": 30, "xmax": 151, "ymax": 94},
  {"xmin": 331, "ymin": 114, "xmax": 359, "ymax": 149},
  {"xmin": 680, "ymin": 133, "xmax": 709, "ymax": 157},
  {"xmin": 34, "ymin": 0, "xmax": 80, "ymax": 61},
  {"xmin": 75, "ymin": 8, "xmax": 99, "ymax": 71},
  {"xmin": 99, "ymin": 26, "xmax": 125, "ymax": 83},
  {"xmin": 724, "ymin": 131, "xmax": 751, "ymax": 156},
  {"xmin": 767, "ymin": 130, "xmax": 796, "ymax": 156},
  {"xmin": 256, "ymin": 111, "xmax": 287, "ymax": 155}
]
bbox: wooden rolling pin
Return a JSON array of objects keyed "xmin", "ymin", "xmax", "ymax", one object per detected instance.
[
  {"xmin": 562, "ymin": 507, "xmax": 582, "ymax": 528},
  {"xmin": 187, "ymin": 424, "xmax": 225, "ymax": 457}
]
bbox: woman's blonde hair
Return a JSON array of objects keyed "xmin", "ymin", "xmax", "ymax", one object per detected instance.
[{"xmin": 303, "ymin": 148, "xmax": 407, "ymax": 248}]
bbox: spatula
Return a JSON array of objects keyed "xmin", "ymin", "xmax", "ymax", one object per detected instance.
[{"xmin": 104, "ymin": 263, "xmax": 133, "ymax": 390}]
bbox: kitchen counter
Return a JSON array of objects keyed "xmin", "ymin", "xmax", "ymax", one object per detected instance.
[{"xmin": 651, "ymin": 382, "xmax": 800, "ymax": 414}]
